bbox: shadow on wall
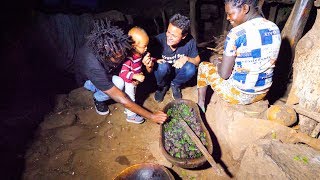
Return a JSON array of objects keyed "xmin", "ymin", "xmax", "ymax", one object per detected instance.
[
  {"xmin": 266, "ymin": 37, "xmax": 293, "ymax": 104},
  {"xmin": 0, "ymin": 17, "xmax": 79, "ymax": 180}
]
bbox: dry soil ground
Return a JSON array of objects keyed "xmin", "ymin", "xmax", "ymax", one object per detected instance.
[{"xmin": 23, "ymin": 85, "xmax": 238, "ymax": 179}]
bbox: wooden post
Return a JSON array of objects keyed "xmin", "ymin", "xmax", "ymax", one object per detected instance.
[
  {"xmin": 268, "ymin": 4, "xmax": 278, "ymax": 22},
  {"xmin": 161, "ymin": 9, "xmax": 167, "ymax": 33},
  {"xmin": 189, "ymin": 0, "xmax": 198, "ymax": 42},
  {"xmin": 179, "ymin": 119, "xmax": 224, "ymax": 175},
  {"xmin": 258, "ymin": 0, "xmax": 265, "ymax": 17},
  {"xmin": 291, "ymin": 105, "xmax": 320, "ymax": 123},
  {"xmin": 281, "ymin": 0, "xmax": 313, "ymax": 52}
]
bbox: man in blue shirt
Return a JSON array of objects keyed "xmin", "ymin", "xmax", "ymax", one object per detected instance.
[{"xmin": 152, "ymin": 14, "xmax": 200, "ymax": 102}]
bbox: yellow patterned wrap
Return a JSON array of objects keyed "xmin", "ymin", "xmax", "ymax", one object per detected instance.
[{"xmin": 197, "ymin": 62, "xmax": 266, "ymax": 105}]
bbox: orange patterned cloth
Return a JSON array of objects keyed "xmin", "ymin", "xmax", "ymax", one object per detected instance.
[{"xmin": 197, "ymin": 62, "xmax": 266, "ymax": 105}]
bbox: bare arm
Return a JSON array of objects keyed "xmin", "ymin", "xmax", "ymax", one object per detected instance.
[
  {"xmin": 187, "ymin": 55, "xmax": 201, "ymax": 66},
  {"xmin": 103, "ymin": 86, "xmax": 167, "ymax": 124},
  {"xmin": 211, "ymin": 55, "xmax": 235, "ymax": 79}
]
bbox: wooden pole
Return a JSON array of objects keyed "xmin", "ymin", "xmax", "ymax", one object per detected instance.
[
  {"xmin": 179, "ymin": 120, "xmax": 224, "ymax": 176},
  {"xmin": 292, "ymin": 105, "xmax": 320, "ymax": 123},
  {"xmin": 281, "ymin": 0, "xmax": 313, "ymax": 51},
  {"xmin": 268, "ymin": 4, "xmax": 278, "ymax": 22},
  {"xmin": 288, "ymin": 131, "xmax": 320, "ymax": 150},
  {"xmin": 189, "ymin": 0, "xmax": 198, "ymax": 42},
  {"xmin": 265, "ymin": 0, "xmax": 296, "ymax": 4},
  {"xmin": 161, "ymin": 9, "xmax": 167, "ymax": 32},
  {"xmin": 311, "ymin": 123, "xmax": 320, "ymax": 138}
]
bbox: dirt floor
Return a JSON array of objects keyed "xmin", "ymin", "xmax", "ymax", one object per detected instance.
[{"xmin": 23, "ymin": 84, "xmax": 239, "ymax": 179}]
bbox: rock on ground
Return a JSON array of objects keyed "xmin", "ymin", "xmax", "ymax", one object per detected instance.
[{"xmin": 237, "ymin": 139, "xmax": 320, "ymax": 179}]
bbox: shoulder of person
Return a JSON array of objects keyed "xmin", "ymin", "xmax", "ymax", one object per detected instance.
[
  {"xmin": 123, "ymin": 57, "xmax": 134, "ymax": 63},
  {"xmin": 179, "ymin": 34, "xmax": 196, "ymax": 46},
  {"xmin": 155, "ymin": 33, "xmax": 166, "ymax": 42},
  {"xmin": 156, "ymin": 32, "xmax": 166, "ymax": 38}
]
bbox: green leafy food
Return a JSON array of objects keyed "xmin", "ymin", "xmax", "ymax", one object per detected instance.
[{"xmin": 163, "ymin": 103, "xmax": 207, "ymax": 159}]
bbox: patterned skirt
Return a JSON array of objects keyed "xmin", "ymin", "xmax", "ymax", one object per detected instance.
[{"xmin": 197, "ymin": 62, "xmax": 266, "ymax": 105}]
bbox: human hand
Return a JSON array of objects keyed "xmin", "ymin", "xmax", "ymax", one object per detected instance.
[
  {"xmin": 173, "ymin": 56, "xmax": 188, "ymax": 69},
  {"xmin": 132, "ymin": 80, "xmax": 140, "ymax": 86},
  {"xmin": 157, "ymin": 59, "xmax": 166, "ymax": 64},
  {"xmin": 133, "ymin": 73, "xmax": 145, "ymax": 82},
  {"xmin": 209, "ymin": 55, "xmax": 222, "ymax": 66},
  {"xmin": 142, "ymin": 52, "xmax": 154, "ymax": 68},
  {"xmin": 150, "ymin": 111, "xmax": 167, "ymax": 124}
]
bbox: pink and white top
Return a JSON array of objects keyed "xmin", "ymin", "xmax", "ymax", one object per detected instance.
[{"xmin": 119, "ymin": 54, "xmax": 142, "ymax": 83}]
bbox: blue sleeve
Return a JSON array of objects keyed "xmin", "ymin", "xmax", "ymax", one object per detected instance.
[{"xmin": 188, "ymin": 38, "xmax": 198, "ymax": 58}]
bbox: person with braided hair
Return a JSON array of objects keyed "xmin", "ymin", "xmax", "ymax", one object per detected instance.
[
  {"xmin": 197, "ymin": 0, "xmax": 281, "ymax": 112},
  {"xmin": 75, "ymin": 19, "xmax": 167, "ymax": 124}
]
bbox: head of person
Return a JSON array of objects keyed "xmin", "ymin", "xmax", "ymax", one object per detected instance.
[
  {"xmin": 128, "ymin": 27, "xmax": 149, "ymax": 55},
  {"xmin": 86, "ymin": 18, "xmax": 132, "ymax": 64},
  {"xmin": 224, "ymin": 0, "xmax": 258, "ymax": 27},
  {"xmin": 166, "ymin": 13, "xmax": 190, "ymax": 47}
]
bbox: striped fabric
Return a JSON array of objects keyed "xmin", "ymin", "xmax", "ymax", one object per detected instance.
[{"xmin": 119, "ymin": 54, "xmax": 142, "ymax": 83}]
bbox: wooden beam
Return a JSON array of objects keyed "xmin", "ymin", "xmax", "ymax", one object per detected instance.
[
  {"xmin": 281, "ymin": 0, "xmax": 313, "ymax": 51},
  {"xmin": 292, "ymin": 105, "xmax": 320, "ymax": 123},
  {"xmin": 268, "ymin": 4, "xmax": 278, "ymax": 22},
  {"xmin": 179, "ymin": 119, "xmax": 224, "ymax": 175},
  {"xmin": 189, "ymin": 0, "xmax": 198, "ymax": 42},
  {"xmin": 265, "ymin": 0, "xmax": 296, "ymax": 4}
]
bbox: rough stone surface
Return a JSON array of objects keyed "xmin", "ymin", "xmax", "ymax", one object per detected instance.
[
  {"xmin": 288, "ymin": 9, "xmax": 320, "ymax": 112},
  {"xmin": 53, "ymin": 94, "xmax": 68, "ymax": 113},
  {"xmin": 237, "ymin": 139, "xmax": 320, "ymax": 180},
  {"xmin": 287, "ymin": 9, "xmax": 320, "ymax": 137},
  {"xmin": 227, "ymin": 117, "xmax": 296, "ymax": 160},
  {"xmin": 67, "ymin": 87, "xmax": 93, "ymax": 107},
  {"xmin": 56, "ymin": 126, "xmax": 84, "ymax": 142},
  {"xmin": 40, "ymin": 113, "xmax": 76, "ymax": 130},
  {"xmin": 205, "ymin": 93, "xmax": 269, "ymax": 154}
]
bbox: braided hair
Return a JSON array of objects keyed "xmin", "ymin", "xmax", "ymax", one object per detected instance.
[
  {"xmin": 224, "ymin": 0, "xmax": 264, "ymax": 17},
  {"xmin": 86, "ymin": 18, "xmax": 132, "ymax": 63},
  {"xmin": 224, "ymin": 0, "xmax": 258, "ymax": 8}
]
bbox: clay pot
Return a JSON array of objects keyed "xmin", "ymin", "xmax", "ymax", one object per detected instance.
[
  {"xmin": 113, "ymin": 163, "xmax": 174, "ymax": 180},
  {"xmin": 160, "ymin": 99, "xmax": 213, "ymax": 169},
  {"xmin": 266, "ymin": 105, "xmax": 297, "ymax": 126}
]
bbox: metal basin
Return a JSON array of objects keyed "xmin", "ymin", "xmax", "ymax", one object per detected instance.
[{"xmin": 114, "ymin": 163, "xmax": 174, "ymax": 180}]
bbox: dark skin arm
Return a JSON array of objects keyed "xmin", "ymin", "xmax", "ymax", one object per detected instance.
[
  {"xmin": 211, "ymin": 54, "xmax": 235, "ymax": 79},
  {"xmin": 103, "ymin": 86, "xmax": 167, "ymax": 124}
]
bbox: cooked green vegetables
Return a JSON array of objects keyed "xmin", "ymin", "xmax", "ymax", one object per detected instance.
[{"xmin": 163, "ymin": 103, "xmax": 207, "ymax": 159}]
